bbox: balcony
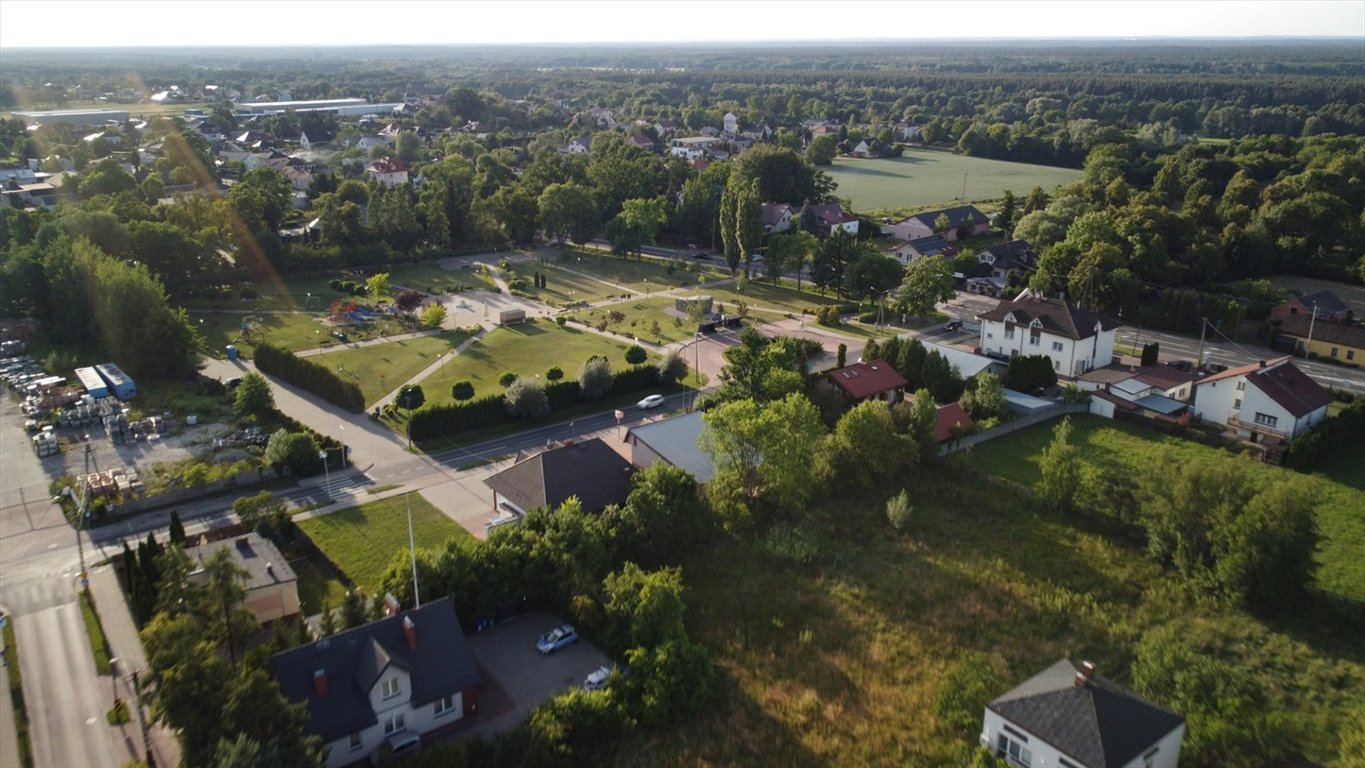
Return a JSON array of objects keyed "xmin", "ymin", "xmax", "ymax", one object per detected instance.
[{"xmin": 1228, "ymin": 412, "xmax": 1287, "ymax": 439}]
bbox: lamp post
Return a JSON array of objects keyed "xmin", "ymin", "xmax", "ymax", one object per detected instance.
[
  {"xmin": 337, "ymin": 424, "xmax": 346, "ymax": 467},
  {"xmin": 319, "ymin": 450, "xmax": 331, "ymax": 500},
  {"xmin": 57, "ymin": 484, "xmax": 88, "ymax": 588},
  {"xmin": 109, "ymin": 656, "xmax": 120, "ymax": 710}
]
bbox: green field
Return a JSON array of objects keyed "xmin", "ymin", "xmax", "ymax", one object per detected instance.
[
  {"xmin": 967, "ymin": 415, "xmax": 1365, "ymax": 602},
  {"xmin": 310, "ymin": 331, "xmax": 471, "ymax": 406},
  {"xmin": 826, "ymin": 150, "xmax": 1083, "ymax": 213},
  {"xmin": 569, "ymin": 296, "xmax": 700, "ymax": 344},
  {"xmin": 296, "ymin": 494, "xmax": 474, "ymax": 593},
  {"xmin": 416, "ymin": 320, "xmax": 654, "ymax": 408},
  {"xmin": 384, "ymin": 262, "xmax": 498, "ymax": 295}
]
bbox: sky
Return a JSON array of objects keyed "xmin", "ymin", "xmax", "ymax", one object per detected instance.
[{"xmin": 0, "ymin": 0, "xmax": 1362, "ymax": 48}]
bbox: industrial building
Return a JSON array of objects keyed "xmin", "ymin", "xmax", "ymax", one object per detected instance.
[{"xmin": 11, "ymin": 108, "xmax": 130, "ymax": 127}]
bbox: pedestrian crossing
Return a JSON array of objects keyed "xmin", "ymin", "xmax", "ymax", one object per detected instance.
[{"xmin": 316, "ymin": 475, "xmax": 367, "ymax": 496}]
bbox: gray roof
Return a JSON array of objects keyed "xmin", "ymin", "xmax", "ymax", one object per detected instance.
[
  {"xmin": 1134, "ymin": 393, "xmax": 1188, "ymax": 415},
  {"xmin": 484, "ymin": 437, "xmax": 634, "ymax": 513},
  {"xmin": 908, "ymin": 204, "xmax": 987, "ymax": 230},
  {"xmin": 625, "ymin": 411, "xmax": 715, "ymax": 483},
  {"xmin": 1296, "ymin": 290, "xmax": 1352, "ymax": 317},
  {"xmin": 980, "ymin": 296, "xmax": 1118, "ymax": 341},
  {"xmin": 990, "ymin": 659, "xmax": 1183, "ymax": 768},
  {"xmin": 979, "ymin": 239, "xmax": 1037, "ymax": 271},
  {"xmin": 270, "ymin": 597, "xmax": 479, "ymax": 743},
  {"xmin": 918, "ymin": 341, "xmax": 1002, "ymax": 379},
  {"xmin": 186, "ymin": 533, "xmax": 295, "ymax": 590}
]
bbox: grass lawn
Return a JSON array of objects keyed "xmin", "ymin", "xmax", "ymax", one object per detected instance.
[
  {"xmin": 507, "ymin": 261, "xmax": 625, "ymax": 305},
  {"xmin": 539, "ymin": 250, "xmax": 724, "ymax": 294},
  {"xmin": 598, "ymin": 471, "xmax": 1364, "ymax": 767},
  {"xmin": 289, "ymin": 555, "xmax": 349, "ymax": 616},
  {"xmin": 415, "ymin": 320, "xmax": 655, "ymax": 409},
  {"xmin": 179, "ymin": 272, "xmax": 350, "ymax": 312},
  {"xmin": 825, "ymin": 150, "xmax": 1083, "ymax": 213},
  {"xmin": 966, "ymin": 415, "xmax": 1365, "ymax": 602},
  {"xmin": 568, "ymin": 296, "xmax": 701, "ymax": 344},
  {"xmin": 296, "ymin": 494, "xmax": 474, "ymax": 593},
  {"xmin": 309, "ymin": 331, "xmax": 471, "ymax": 406},
  {"xmin": 385, "ymin": 262, "xmax": 498, "ymax": 295},
  {"xmin": 705, "ymin": 281, "xmax": 843, "ymax": 316},
  {"xmin": 78, "ymin": 588, "xmax": 112, "ymax": 675}
]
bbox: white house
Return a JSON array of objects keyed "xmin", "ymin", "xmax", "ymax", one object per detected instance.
[
  {"xmin": 894, "ymin": 121, "xmax": 922, "ymax": 141},
  {"xmin": 365, "ymin": 157, "xmax": 409, "ymax": 187},
  {"xmin": 271, "ymin": 598, "xmax": 479, "ymax": 768},
  {"xmin": 807, "ymin": 203, "xmax": 859, "ymax": 236},
  {"xmin": 355, "ymin": 135, "xmax": 392, "ymax": 152},
  {"xmin": 761, "ymin": 202, "xmax": 794, "ymax": 234},
  {"xmin": 850, "ymin": 139, "xmax": 872, "ymax": 158},
  {"xmin": 891, "ymin": 204, "xmax": 990, "ymax": 242},
  {"xmin": 566, "ymin": 135, "xmax": 593, "ymax": 155},
  {"xmin": 983, "ymin": 659, "xmax": 1185, "ymax": 768},
  {"xmin": 977, "ymin": 292, "xmax": 1117, "ymax": 378},
  {"xmin": 722, "ymin": 111, "xmax": 739, "ymax": 134},
  {"xmin": 1190, "ymin": 357, "xmax": 1331, "ymax": 442}
]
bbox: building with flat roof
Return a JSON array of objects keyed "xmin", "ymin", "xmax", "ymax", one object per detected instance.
[
  {"xmin": 233, "ymin": 99, "xmax": 405, "ymax": 117},
  {"xmin": 11, "ymin": 109, "xmax": 129, "ymax": 127}
]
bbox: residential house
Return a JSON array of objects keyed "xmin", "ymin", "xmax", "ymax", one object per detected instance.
[
  {"xmin": 1, "ymin": 180, "xmax": 60, "ymax": 209},
  {"xmin": 1190, "ymin": 357, "xmax": 1332, "ymax": 442},
  {"xmin": 918, "ymin": 341, "xmax": 1005, "ymax": 380},
  {"xmin": 669, "ymin": 136, "xmax": 720, "ymax": 160},
  {"xmin": 722, "ymin": 112, "xmax": 739, "ymax": 135},
  {"xmin": 1275, "ymin": 313, "xmax": 1365, "ymax": 365},
  {"xmin": 891, "ymin": 205, "xmax": 990, "ymax": 242},
  {"xmin": 1084, "ymin": 364, "xmax": 1196, "ymax": 423},
  {"xmin": 761, "ymin": 202, "xmax": 794, "ymax": 234},
  {"xmin": 626, "ymin": 135, "xmax": 655, "ymax": 152},
  {"xmin": 809, "ymin": 123, "xmax": 840, "ymax": 137},
  {"xmin": 271, "ymin": 598, "xmax": 480, "ymax": 768},
  {"xmin": 982, "ymin": 659, "xmax": 1184, "ymax": 768},
  {"xmin": 934, "ymin": 402, "xmax": 974, "ymax": 443},
  {"xmin": 566, "ymin": 135, "xmax": 593, "ymax": 155},
  {"xmin": 893, "ymin": 121, "xmax": 922, "ymax": 141},
  {"xmin": 366, "ymin": 157, "xmax": 410, "ymax": 187},
  {"xmin": 1270, "ymin": 289, "xmax": 1353, "ymax": 323},
  {"xmin": 355, "ymin": 135, "xmax": 392, "ymax": 152},
  {"xmin": 483, "ymin": 437, "xmax": 635, "ymax": 517},
  {"xmin": 807, "ymin": 203, "xmax": 859, "ymax": 237},
  {"xmin": 186, "ymin": 533, "xmax": 299, "ymax": 624},
  {"xmin": 885, "ymin": 235, "xmax": 956, "ymax": 266},
  {"xmin": 977, "ymin": 240, "xmax": 1037, "ymax": 281},
  {"xmin": 299, "ymin": 129, "xmax": 335, "ymax": 150},
  {"xmin": 977, "ymin": 292, "xmax": 1118, "ymax": 378},
  {"xmin": 623, "ymin": 410, "xmax": 716, "ymax": 483},
  {"xmin": 820, "ymin": 359, "xmax": 908, "ymax": 404},
  {"xmin": 653, "ymin": 119, "xmax": 680, "ymax": 135},
  {"xmin": 850, "ymin": 140, "xmax": 872, "ymax": 158}
]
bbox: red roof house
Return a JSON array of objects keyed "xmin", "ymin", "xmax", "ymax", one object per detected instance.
[{"xmin": 821, "ymin": 359, "xmax": 908, "ymax": 404}]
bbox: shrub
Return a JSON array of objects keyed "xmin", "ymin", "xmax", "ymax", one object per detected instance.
[
  {"xmin": 451, "ymin": 381, "xmax": 475, "ymax": 401},
  {"xmin": 254, "ymin": 344, "xmax": 364, "ymax": 412},
  {"xmin": 579, "ymin": 358, "xmax": 613, "ymax": 400},
  {"xmin": 239, "ymin": 287, "xmax": 258, "ymax": 300},
  {"xmin": 264, "ymin": 429, "xmax": 321, "ymax": 476},
  {"xmin": 499, "ymin": 371, "xmax": 518, "ymax": 387},
  {"xmin": 624, "ymin": 345, "xmax": 648, "ymax": 365},
  {"xmin": 556, "ymin": 316, "xmax": 567, "ymax": 326},
  {"xmin": 545, "ymin": 367, "xmax": 564, "ymax": 381},
  {"xmin": 886, "ymin": 490, "xmax": 912, "ymax": 532},
  {"xmin": 504, "ymin": 379, "xmax": 550, "ymax": 419},
  {"xmin": 396, "ymin": 384, "xmax": 425, "ymax": 411}
]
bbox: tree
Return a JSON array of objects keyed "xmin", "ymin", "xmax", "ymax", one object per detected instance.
[
  {"xmin": 394, "ymin": 290, "xmax": 423, "ymax": 315},
  {"xmin": 735, "ymin": 179, "xmax": 764, "ymax": 278},
  {"xmin": 807, "ymin": 134, "xmax": 838, "ymax": 166},
  {"xmin": 232, "ymin": 491, "xmax": 290, "ymax": 542},
  {"xmin": 996, "ymin": 189, "xmax": 1018, "ymax": 236},
  {"xmin": 885, "ymin": 490, "xmax": 913, "ymax": 532},
  {"xmin": 1035, "ymin": 417, "xmax": 1082, "ymax": 514},
  {"xmin": 168, "ymin": 510, "xmax": 186, "ymax": 547},
  {"xmin": 701, "ymin": 393, "xmax": 826, "ymax": 513},
  {"xmin": 451, "ymin": 381, "xmax": 475, "ymax": 400},
  {"xmin": 819, "ymin": 400, "xmax": 912, "ymax": 490},
  {"xmin": 962, "ymin": 371, "xmax": 1005, "ymax": 420},
  {"xmin": 836, "ymin": 343, "xmax": 847, "ymax": 369},
  {"xmin": 365, "ymin": 272, "xmax": 390, "ymax": 300},
  {"xmin": 396, "ymin": 384, "xmax": 425, "ymax": 412},
  {"xmin": 1140, "ymin": 342, "xmax": 1160, "ymax": 367},
  {"xmin": 767, "ymin": 230, "xmax": 818, "ymax": 290},
  {"xmin": 657, "ymin": 350, "xmax": 688, "ymax": 385},
  {"xmin": 602, "ymin": 563, "xmax": 687, "ymax": 653},
  {"xmin": 212, "ymin": 733, "xmax": 278, "ymax": 768},
  {"xmin": 897, "ymin": 256, "xmax": 956, "ymax": 319},
  {"xmin": 606, "ymin": 196, "xmax": 669, "ymax": 259},
  {"xmin": 79, "ymin": 158, "xmax": 138, "ymax": 197},
  {"xmin": 843, "ymin": 252, "xmax": 904, "ymax": 301},
  {"xmin": 504, "ymin": 378, "xmax": 550, "ymax": 419},
  {"xmin": 538, "ymin": 183, "xmax": 597, "ymax": 245},
  {"xmin": 233, "ymin": 372, "xmax": 274, "ymax": 422},
  {"xmin": 810, "ymin": 229, "xmax": 863, "ymax": 295},
  {"xmin": 604, "ymin": 462, "xmax": 710, "ymax": 569},
  {"xmin": 624, "ymin": 345, "xmax": 647, "ymax": 365},
  {"xmin": 907, "ymin": 388, "xmax": 939, "ymax": 462},
  {"xmin": 933, "ymin": 652, "xmax": 1010, "ymax": 737},
  {"xmin": 419, "ymin": 301, "xmax": 447, "ymax": 329},
  {"xmin": 219, "ymin": 668, "xmax": 323, "ymax": 768},
  {"xmin": 718, "ymin": 179, "xmax": 741, "ymax": 275},
  {"xmin": 264, "ymin": 430, "xmax": 320, "ymax": 476},
  {"xmin": 140, "ymin": 612, "xmax": 234, "ymax": 766},
  {"xmin": 578, "ymin": 357, "xmax": 613, "ymax": 400},
  {"xmin": 1209, "ymin": 478, "xmax": 1317, "ymax": 609}
]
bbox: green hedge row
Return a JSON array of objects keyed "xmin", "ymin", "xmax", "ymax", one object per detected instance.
[
  {"xmin": 254, "ymin": 343, "xmax": 365, "ymax": 413},
  {"xmin": 410, "ymin": 364, "xmax": 662, "ymax": 441}
]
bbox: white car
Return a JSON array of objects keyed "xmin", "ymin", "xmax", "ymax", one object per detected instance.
[
  {"xmin": 637, "ymin": 394, "xmax": 665, "ymax": 410},
  {"xmin": 583, "ymin": 665, "xmax": 612, "ymax": 691}
]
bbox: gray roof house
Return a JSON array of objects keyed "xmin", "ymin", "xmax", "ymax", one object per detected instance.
[
  {"xmin": 483, "ymin": 437, "xmax": 634, "ymax": 514},
  {"xmin": 982, "ymin": 659, "xmax": 1185, "ymax": 768},
  {"xmin": 623, "ymin": 410, "xmax": 716, "ymax": 483},
  {"xmin": 270, "ymin": 597, "xmax": 480, "ymax": 768}
]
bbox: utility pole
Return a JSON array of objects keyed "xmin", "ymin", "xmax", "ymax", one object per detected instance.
[
  {"xmin": 131, "ymin": 668, "xmax": 152, "ymax": 766},
  {"xmin": 1304, "ymin": 304, "xmax": 1318, "ymax": 358},
  {"xmin": 406, "ymin": 494, "xmax": 421, "ymax": 608},
  {"xmin": 1196, "ymin": 316, "xmax": 1208, "ymax": 370}
]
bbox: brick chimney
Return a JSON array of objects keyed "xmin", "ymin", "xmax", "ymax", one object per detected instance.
[
  {"xmin": 402, "ymin": 615, "xmax": 417, "ymax": 650},
  {"xmin": 313, "ymin": 668, "xmax": 328, "ymax": 697},
  {"xmin": 1081, "ymin": 660, "xmax": 1096, "ymax": 678}
]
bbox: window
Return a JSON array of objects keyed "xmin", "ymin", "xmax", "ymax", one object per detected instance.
[
  {"xmin": 1005, "ymin": 328, "xmax": 1015, "ymax": 340},
  {"xmin": 349, "ymin": 733, "xmax": 363, "ymax": 752},
  {"xmin": 1254, "ymin": 412, "xmax": 1279, "ymax": 427},
  {"xmin": 1053, "ymin": 360, "xmax": 1060, "ymax": 370},
  {"xmin": 1349, "ymin": 350, "xmax": 1356, "ymax": 361},
  {"xmin": 1331, "ymin": 347, "xmax": 1339, "ymax": 359},
  {"xmin": 1029, "ymin": 334, "xmax": 1039, "ymax": 346},
  {"xmin": 995, "ymin": 733, "xmax": 1033, "ymax": 767},
  {"xmin": 987, "ymin": 332, "xmax": 994, "ymax": 339},
  {"xmin": 1234, "ymin": 398, "xmax": 1241, "ymax": 409},
  {"xmin": 1235, "ymin": 381, "xmax": 1245, "ymax": 391},
  {"xmin": 381, "ymin": 676, "xmax": 401, "ymax": 700},
  {"xmin": 1143, "ymin": 746, "xmax": 1160, "ymax": 768},
  {"xmin": 1051, "ymin": 341, "xmax": 1063, "ymax": 351},
  {"xmin": 383, "ymin": 712, "xmax": 406, "ymax": 736},
  {"xmin": 435, "ymin": 694, "xmax": 457, "ymax": 717}
]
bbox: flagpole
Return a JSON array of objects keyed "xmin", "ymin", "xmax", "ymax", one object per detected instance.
[{"xmin": 407, "ymin": 494, "xmax": 421, "ymax": 607}]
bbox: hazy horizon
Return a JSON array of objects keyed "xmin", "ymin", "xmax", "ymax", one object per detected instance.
[{"xmin": 1, "ymin": 0, "xmax": 1362, "ymax": 49}]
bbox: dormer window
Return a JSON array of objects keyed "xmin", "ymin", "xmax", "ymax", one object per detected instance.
[
  {"xmin": 1029, "ymin": 319, "xmax": 1043, "ymax": 329},
  {"xmin": 382, "ymin": 676, "xmax": 401, "ymax": 700},
  {"xmin": 1004, "ymin": 312, "xmax": 1017, "ymax": 324}
]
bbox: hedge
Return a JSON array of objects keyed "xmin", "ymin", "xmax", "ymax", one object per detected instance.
[
  {"xmin": 254, "ymin": 343, "xmax": 365, "ymax": 412},
  {"xmin": 409, "ymin": 364, "xmax": 661, "ymax": 441}
]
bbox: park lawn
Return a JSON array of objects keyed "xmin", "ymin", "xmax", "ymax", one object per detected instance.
[
  {"xmin": 967, "ymin": 414, "xmax": 1365, "ymax": 602},
  {"xmin": 548, "ymin": 250, "xmax": 724, "ymax": 293},
  {"xmin": 508, "ymin": 261, "xmax": 624, "ymax": 305},
  {"xmin": 825, "ymin": 150, "xmax": 1082, "ymax": 213},
  {"xmin": 313, "ymin": 331, "xmax": 472, "ymax": 406},
  {"xmin": 289, "ymin": 555, "xmax": 349, "ymax": 616},
  {"xmin": 384, "ymin": 262, "xmax": 498, "ymax": 295},
  {"xmin": 705, "ymin": 281, "xmax": 843, "ymax": 316},
  {"xmin": 598, "ymin": 473, "xmax": 1364, "ymax": 767},
  {"xmin": 179, "ymin": 272, "xmax": 352, "ymax": 312},
  {"xmin": 569, "ymin": 296, "xmax": 700, "ymax": 344},
  {"xmin": 417, "ymin": 320, "xmax": 654, "ymax": 409},
  {"xmin": 296, "ymin": 494, "xmax": 474, "ymax": 593}
]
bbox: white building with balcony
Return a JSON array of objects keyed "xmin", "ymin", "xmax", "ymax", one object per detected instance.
[
  {"xmin": 1190, "ymin": 357, "xmax": 1331, "ymax": 442},
  {"xmin": 977, "ymin": 292, "xmax": 1117, "ymax": 378}
]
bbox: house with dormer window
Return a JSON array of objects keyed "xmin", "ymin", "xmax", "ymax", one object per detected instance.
[
  {"xmin": 977, "ymin": 291, "xmax": 1117, "ymax": 378},
  {"xmin": 270, "ymin": 597, "xmax": 479, "ymax": 768}
]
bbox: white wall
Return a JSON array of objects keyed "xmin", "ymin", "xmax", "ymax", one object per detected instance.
[
  {"xmin": 324, "ymin": 674, "xmax": 467, "ymax": 768},
  {"xmin": 1238, "ymin": 380, "xmax": 1328, "ymax": 438},
  {"xmin": 979, "ymin": 319, "xmax": 1114, "ymax": 378},
  {"xmin": 1192, "ymin": 376, "xmax": 1243, "ymax": 431}
]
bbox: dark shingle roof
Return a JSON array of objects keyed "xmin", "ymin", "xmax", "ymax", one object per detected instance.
[
  {"xmin": 909, "ymin": 204, "xmax": 987, "ymax": 231},
  {"xmin": 989, "ymin": 659, "xmax": 1183, "ymax": 768},
  {"xmin": 1296, "ymin": 290, "xmax": 1352, "ymax": 317},
  {"xmin": 979, "ymin": 296, "xmax": 1117, "ymax": 341},
  {"xmin": 484, "ymin": 437, "xmax": 634, "ymax": 513},
  {"xmin": 270, "ymin": 597, "xmax": 479, "ymax": 743},
  {"xmin": 908, "ymin": 235, "xmax": 952, "ymax": 256},
  {"xmin": 979, "ymin": 239, "xmax": 1037, "ymax": 271},
  {"xmin": 1277, "ymin": 314, "xmax": 1365, "ymax": 350},
  {"xmin": 1245, "ymin": 362, "xmax": 1333, "ymax": 418}
]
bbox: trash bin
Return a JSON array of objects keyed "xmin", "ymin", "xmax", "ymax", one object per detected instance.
[{"xmin": 226, "ymin": 345, "xmax": 238, "ymax": 361}]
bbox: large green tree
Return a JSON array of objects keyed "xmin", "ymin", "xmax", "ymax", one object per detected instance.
[
  {"xmin": 897, "ymin": 255, "xmax": 956, "ymax": 319},
  {"xmin": 701, "ymin": 392, "xmax": 826, "ymax": 513},
  {"xmin": 538, "ymin": 182, "xmax": 598, "ymax": 245}
]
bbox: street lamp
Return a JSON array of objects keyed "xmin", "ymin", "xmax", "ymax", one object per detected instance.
[
  {"xmin": 337, "ymin": 424, "xmax": 346, "ymax": 467},
  {"xmin": 57, "ymin": 484, "xmax": 88, "ymax": 588},
  {"xmin": 110, "ymin": 656, "xmax": 120, "ymax": 710},
  {"xmin": 319, "ymin": 450, "xmax": 331, "ymax": 500}
]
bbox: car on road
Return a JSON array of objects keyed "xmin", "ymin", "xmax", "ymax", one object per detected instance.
[
  {"xmin": 537, "ymin": 624, "xmax": 578, "ymax": 654},
  {"xmin": 224, "ymin": 376, "xmax": 243, "ymax": 390},
  {"xmin": 583, "ymin": 665, "xmax": 613, "ymax": 691},
  {"xmin": 637, "ymin": 394, "xmax": 665, "ymax": 410},
  {"xmin": 943, "ymin": 320, "xmax": 962, "ymax": 332}
]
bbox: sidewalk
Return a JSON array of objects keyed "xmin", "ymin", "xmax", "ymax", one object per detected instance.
[{"xmin": 87, "ymin": 566, "xmax": 182, "ymax": 768}]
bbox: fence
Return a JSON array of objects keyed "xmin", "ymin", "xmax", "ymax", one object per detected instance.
[
  {"xmin": 96, "ymin": 467, "xmax": 282, "ymax": 523},
  {"xmin": 941, "ymin": 402, "xmax": 1089, "ymax": 456}
]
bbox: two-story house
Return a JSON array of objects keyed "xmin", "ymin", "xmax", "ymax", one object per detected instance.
[
  {"xmin": 806, "ymin": 203, "xmax": 859, "ymax": 237},
  {"xmin": 891, "ymin": 204, "xmax": 989, "ymax": 242},
  {"xmin": 982, "ymin": 659, "xmax": 1185, "ymax": 768},
  {"xmin": 978, "ymin": 293, "xmax": 1117, "ymax": 378},
  {"xmin": 1190, "ymin": 357, "xmax": 1331, "ymax": 442},
  {"xmin": 761, "ymin": 202, "xmax": 794, "ymax": 234},
  {"xmin": 977, "ymin": 240, "xmax": 1037, "ymax": 281},
  {"xmin": 365, "ymin": 157, "xmax": 409, "ymax": 187},
  {"xmin": 271, "ymin": 597, "xmax": 480, "ymax": 768}
]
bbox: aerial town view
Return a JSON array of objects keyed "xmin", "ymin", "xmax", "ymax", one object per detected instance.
[{"xmin": 0, "ymin": 1, "xmax": 1362, "ymax": 766}]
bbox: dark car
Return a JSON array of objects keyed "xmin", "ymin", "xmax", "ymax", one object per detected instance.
[{"xmin": 331, "ymin": 330, "xmax": 349, "ymax": 342}]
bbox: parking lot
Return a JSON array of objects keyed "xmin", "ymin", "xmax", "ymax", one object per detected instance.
[{"xmin": 461, "ymin": 610, "xmax": 614, "ymax": 739}]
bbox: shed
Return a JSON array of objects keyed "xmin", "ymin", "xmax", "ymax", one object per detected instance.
[
  {"xmin": 74, "ymin": 366, "xmax": 109, "ymax": 398},
  {"xmin": 498, "ymin": 309, "xmax": 526, "ymax": 326}
]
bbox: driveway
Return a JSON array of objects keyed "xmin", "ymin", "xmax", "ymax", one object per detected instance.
[{"xmin": 460, "ymin": 611, "xmax": 613, "ymax": 739}]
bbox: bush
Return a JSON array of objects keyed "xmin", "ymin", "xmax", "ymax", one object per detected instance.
[
  {"xmin": 545, "ymin": 366, "xmax": 564, "ymax": 381},
  {"xmin": 451, "ymin": 381, "xmax": 475, "ymax": 401},
  {"xmin": 264, "ymin": 429, "xmax": 321, "ymax": 475},
  {"xmin": 499, "ymin": 371, "xmax": 518, "ymax": 387},
  {"xmin": 556, "ymin": 316, "xmax": 567, "ymax": 326},
  {"xmin": 254, "ymin": 344, "xmax": 364, "ymax": 412},
  {"xmin": 886, "ymin": 490, "xmax": 912, "ymax": 532},
  {"xmin": 504, "ymin": 378, "xmax": 550, "ymax": 419},
  {"xmin": 408, "ymin": 395, "xmax": 508, "ymax": 441},
  {"xmin": 624, "ymin": 345, "xmax": 647, "ymax": 365},
  {"xmin": 579, "ymin": 358, "xmax": 613, "ymax": 400}
]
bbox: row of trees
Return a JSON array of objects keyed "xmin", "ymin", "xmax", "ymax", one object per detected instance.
[{"xmin": 254, "ymin": 343, "xmax": 365, "ymax": 413}]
